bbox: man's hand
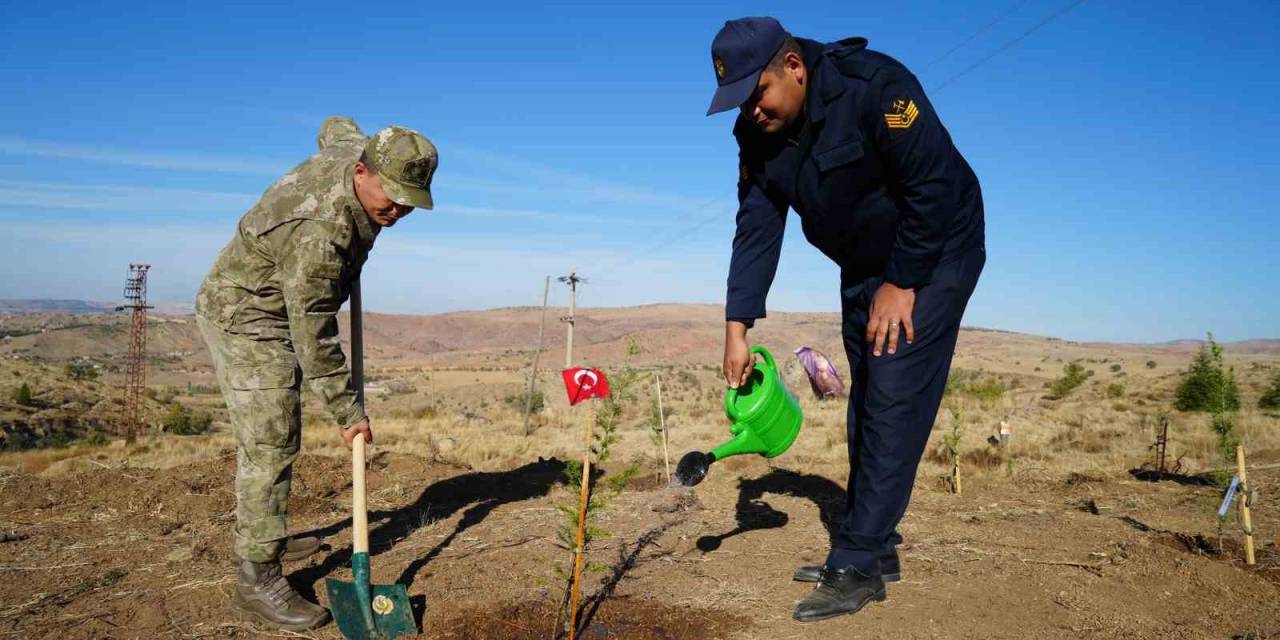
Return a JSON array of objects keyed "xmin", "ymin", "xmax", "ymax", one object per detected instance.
[
  {"xmin": 723, "ymin": 321, "xmax": 754, "ymax": 388},
  {"xmin": 340, "ymin": 418, "xmax": 373, "ymax": 449},
  {"xmin": 867, "ymin": 282, "xmax": 916, "ymax": 357}
]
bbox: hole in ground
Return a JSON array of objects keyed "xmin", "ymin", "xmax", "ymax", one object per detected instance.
[{"xmin": 434, "ymin": 600, "xmax": 747, "ymax": 640}]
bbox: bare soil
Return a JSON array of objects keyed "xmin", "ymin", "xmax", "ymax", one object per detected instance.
[{"xmin": 2, "ymin": 447, "xmax": 1277, "ymax": 639}]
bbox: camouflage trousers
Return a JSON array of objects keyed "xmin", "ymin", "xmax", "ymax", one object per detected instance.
[{"xmin": 197, "ymin": 315, "xmax": 302, "ymax": 563}]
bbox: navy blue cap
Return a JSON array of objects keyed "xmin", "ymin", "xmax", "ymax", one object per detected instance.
[{"xmin": 706, "ymin": 17, "xmax": 788, "ymax": 116}]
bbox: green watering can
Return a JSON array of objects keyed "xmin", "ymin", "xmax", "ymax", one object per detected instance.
[{"xmin": 676, "ymin": 345, "xmax": 803, "ymax": 486}]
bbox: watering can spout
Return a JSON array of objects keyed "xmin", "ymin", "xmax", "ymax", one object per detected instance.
[{"xmin": 711, "ymin": 429, "xmax": 766, "ymax": 460}]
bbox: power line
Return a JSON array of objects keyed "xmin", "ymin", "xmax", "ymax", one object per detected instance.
[
  {"xmin": 932, "ymin": 0, "xmax": 1089, "ymax": 93},
  {"xmin": 920, "ymin": 0, "xmax": 1033, "ymax": 72},
  {"xmin": 584, "ymin": 2, "xmax": 1088, "ymax": 283}
]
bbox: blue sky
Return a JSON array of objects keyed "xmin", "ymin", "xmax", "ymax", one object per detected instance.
[{"xmin": 0, "ymin": 1, "xmax": 1276, "ymax": 342}]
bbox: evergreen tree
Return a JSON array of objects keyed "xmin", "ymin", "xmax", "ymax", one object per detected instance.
[
  {"xmin": 1260, "ymin": 370, "xmax": 1280, "ymax": 411},
  {"xmin": 13, "ymin": 382, "xmax": 32, "ymax": 407},
  {"xmin": 1174, "ymin": 334, "xmax": 1240, "ymax": 412}
]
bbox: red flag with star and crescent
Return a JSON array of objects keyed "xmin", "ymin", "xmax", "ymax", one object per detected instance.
[{"xmin": 562, "ymin": 368, "xmax": 610, "ymax": 406}]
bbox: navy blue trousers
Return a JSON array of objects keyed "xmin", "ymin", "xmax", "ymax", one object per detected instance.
[{"xmin": 826, "ymin": 247, "xmax": 985, "ymax": 574}]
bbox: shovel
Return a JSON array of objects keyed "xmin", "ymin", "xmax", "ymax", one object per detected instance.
[{"xmin": 325, "ymin": 280, "xmax": 416, "ymax": 639}]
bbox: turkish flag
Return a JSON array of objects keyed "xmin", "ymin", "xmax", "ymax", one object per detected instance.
[{"xmin": 562, "ymin": 368, "xmax": 610, "ymax": 406}]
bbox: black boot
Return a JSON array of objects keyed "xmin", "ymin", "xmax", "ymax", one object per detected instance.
[
  {"xmin": 793, "ymin": 549, "xmax": 901, "ymax": 583},
  {"xmin": 280, "ymin": 536, "xmax": 322, "ymax": 562},
  {"xmin": 793, "ymin": 566, "xmax": 886, "ymax": 623},
  {"xmin": 231, "ymin": 559, "xmax": 330, "ymax": 631}
]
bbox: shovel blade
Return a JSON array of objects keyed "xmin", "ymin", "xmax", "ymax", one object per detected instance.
[{"xmin": 326, "ymin": 578, "xmax": 417, "ymax": 640}]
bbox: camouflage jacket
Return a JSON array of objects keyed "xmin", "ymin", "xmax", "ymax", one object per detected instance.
[{"xmin": 196, "ymin": 116, "xmax": 377, "ymax": 428}]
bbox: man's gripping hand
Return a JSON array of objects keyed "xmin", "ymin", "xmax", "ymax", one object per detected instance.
[
  {"xmin": 723, "ymin": 321, "xmax": 755, "ymax": 388},
  {"xmin": 340, "ymin": 418, "xmax": 373, "ymax": 450}
]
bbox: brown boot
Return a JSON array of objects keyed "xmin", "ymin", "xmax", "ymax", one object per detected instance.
[
  {"xmin": 231, "ymin": 559, "xmax": 330, "ymax": 631},
  {"xmin": 280, "ymin": 536, "xmax": 322, "ymax": 562}
]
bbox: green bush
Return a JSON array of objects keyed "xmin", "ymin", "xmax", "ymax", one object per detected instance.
[
  {"xmin": 1109, "ymin": 364, "xmax": 1122, "ymax": 373},
  {"xmin": 163, "ymin": 403, "xmax": 213, "ymax": 435},
  {"xmin": 1260, "ymin": 371, "xmax": 1280, "ymax": 410},
  {"xmin": 505, "ymin": 389, "xmax": 545, "ymax": 413},
  {"xmin": 1046, "ymin": 363, "xmax": 1088, "ymax": 399},
  {"xmin": 1174, "ymin": 334, "xmax": 1240, "ymax": 412},
  {"xmin": 1105, "ymin": 383, "xmax": 1125, "ymax": 399},
  {"xmin": 13, "ymin": 382, "xmax": 33, "ymax": 406},
  {"xmin": 64, "ymin": 361, "xmax": 99, "ymax": 381},
  {"xmin": 49, "ymin": 430, "xmax": 73, "ymax": 449},
  {"xmin": 1145, "ymin": 360, "xmax": 1157, "ymax": 369},
  {"xmin": 81, "ymin": 430, "xmax": 109, "ymax": 447}
]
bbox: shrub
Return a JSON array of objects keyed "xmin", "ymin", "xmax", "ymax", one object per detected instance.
[
  {"xmin": 12, "ymin": 382, "xmax": 33, "ymax": 406},
  {"xmin": 1174, "ymin": 334, "xmax": 1240, "ymax": 412},
  {"xmin": 505, "ymin": 389, "xmax": 545, "ymax": 413},
  {"xmin": 1146, "ymin": 360, "xmax": 1157, "ymax": 369},
  {"xmin": 64, "ymin": 361, "xmax": 99, "ymax": 381},
  {"xmin": 81, "ymin": 430, "xmax": 109, "ymax": 447},
  {"xmin": 49, "ymin": 430, "xmax": 73, "ymax": 449},
  {"xmin": 1259, "ymin": 371, "xmax": 1280, "ymax": 411},
  {"xmin": 1109, "ymin": 364, "xmax": 1122, "ymax": 373},
  {"xmin": 1105, "ymin": 383, "xmax": 1125, "ymax": 399},
  {"xmin": 163, "ymin": 403, "xmax": 213, "ymax": 435},
  {"xmin": 1046, "ymin": 363, "xmax": 1088, "ymax": 399},
  {"xmin": 946, "ymin": 370, "xmax": 1007, "ymax": 402}
]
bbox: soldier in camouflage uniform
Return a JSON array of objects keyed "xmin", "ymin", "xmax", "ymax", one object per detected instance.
[{"xmin": 196, "ymin": 116, "xmax": 437, "ymax": 631}]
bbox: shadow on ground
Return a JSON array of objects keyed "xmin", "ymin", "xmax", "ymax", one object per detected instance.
[
  {"xmin": 290, "ymin": 456, "xmax": 568, "ymax": 598},
  {"xmin": 696, "ymin": 468, "xmax": 845, "ymax": 552}
]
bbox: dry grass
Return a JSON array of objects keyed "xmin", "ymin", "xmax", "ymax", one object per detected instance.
[{"xmin": 6, "ymin": 348, "xmax": 1279, "ymax": 495}]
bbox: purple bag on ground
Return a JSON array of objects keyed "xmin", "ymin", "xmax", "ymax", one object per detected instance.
[{"xmin": 794, "ymin": 346, "xmax": 845, "ymax": 399}]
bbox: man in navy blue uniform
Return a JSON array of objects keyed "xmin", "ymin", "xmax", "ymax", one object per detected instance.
[{"xmin": 708, "ymin": 17, "xmax": 986, "ymax": 622}]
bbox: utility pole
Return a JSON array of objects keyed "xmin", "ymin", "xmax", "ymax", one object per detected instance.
[
  {"xmin": 116, "ymin": 264, "xmax": 152, "ymax": 444},
  {"xmin": 558, "ymin": 272, "xmax": 584, "ymax": 369},
  {"xmin": 523, "ymin": 276, "xmax": 550, "ymax": 436}
]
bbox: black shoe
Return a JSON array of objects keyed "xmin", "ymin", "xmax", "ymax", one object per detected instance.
[
  {"xmin": 793, "ymin": 550, "xmax": 901, "ymax": 583},
  {"xmin": 280, "ymin": 536, "xmax": 322, "ymax": 562},
  {"xmin": 793, "ymin": 567, "xmax": 886, "ymax": 623},
  {"xmin": 231, "ymin": 559, "xmax": 330, "ymax": 631}
]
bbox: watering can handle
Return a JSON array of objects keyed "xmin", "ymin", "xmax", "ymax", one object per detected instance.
[
  {"xmin": 725, "ymin": 345, "xmax": 776, "ymax": 420},
  {"xmin": 749, "ymin": 345, "xmax": 776, "ymax": 371}
]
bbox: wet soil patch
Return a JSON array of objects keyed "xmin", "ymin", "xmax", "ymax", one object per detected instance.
[
  {"xmin": 434, "ymin": 600, "xmax": 748, "ymax": 640},
  {"xmin": 1127, "ymin": 467, "xmax": 1215, "ymax": 486}
]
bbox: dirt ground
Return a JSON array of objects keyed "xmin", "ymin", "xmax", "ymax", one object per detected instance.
[{"xmin": 2, "ymin": 446, "xmax": 1277, "ymax": 640}]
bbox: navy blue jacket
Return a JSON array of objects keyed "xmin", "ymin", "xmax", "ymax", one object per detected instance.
[{"xmin": 726, "ymin": 37, "xmax": 985, "ymax": 325}]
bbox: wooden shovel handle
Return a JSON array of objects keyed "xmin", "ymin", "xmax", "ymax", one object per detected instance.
[{"xmin": 351, "ymin": 280, "xmax": 368, "ymax": 555}]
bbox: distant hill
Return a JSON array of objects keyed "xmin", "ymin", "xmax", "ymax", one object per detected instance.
[
  {"xmin": 0, "ymin": 299, "xmax": 117, "ymax": 315},
  {"xmin": 0, "ymin": 299, "xmax": 194, "ymax": 316},
  {"xmin": 1, "ymin": 303, "xmax": 1276, "ymax": 377}
]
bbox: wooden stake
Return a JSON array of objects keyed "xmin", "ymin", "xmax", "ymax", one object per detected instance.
[
  {"xmin": 568, "ymin": 399, "xmax": 596, "ymax": 640},
  {"xmin": 656, "ymin": 373, "xmax": 670, "ymax": 482},
  {"xmin": 952, "ymin": 453, "xmax": 962, "ymax": 495},
  {"xmin": 522, "ymin": 276, "xmax": 550, "ymax": 436},
  {"xmin": 1236, "ymin": 445, "xmax": 1255, "ymax": 565}
]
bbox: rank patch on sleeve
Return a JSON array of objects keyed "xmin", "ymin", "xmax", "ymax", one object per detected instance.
[{"xmin": 884, "ymin": 99, "xmax": 919, "ymax": 129}]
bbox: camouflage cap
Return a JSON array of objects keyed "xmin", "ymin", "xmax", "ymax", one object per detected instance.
[{"xmin": 365, "ymin": 126, "xmax": 438, "ymax": 209}]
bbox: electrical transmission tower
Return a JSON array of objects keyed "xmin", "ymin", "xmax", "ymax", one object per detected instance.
[
  {"xmin": 557, "ymin": 272, "xmax": 585, "ymax": 368},
  {"xmin": 116, "ymin": 264, "xmax": 152, "ymax": 443}
]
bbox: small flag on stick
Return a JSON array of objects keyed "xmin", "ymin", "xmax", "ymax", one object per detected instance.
[{"xmin": 562, "ymin": 368, "xmax": 609, "ymax": 406}]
